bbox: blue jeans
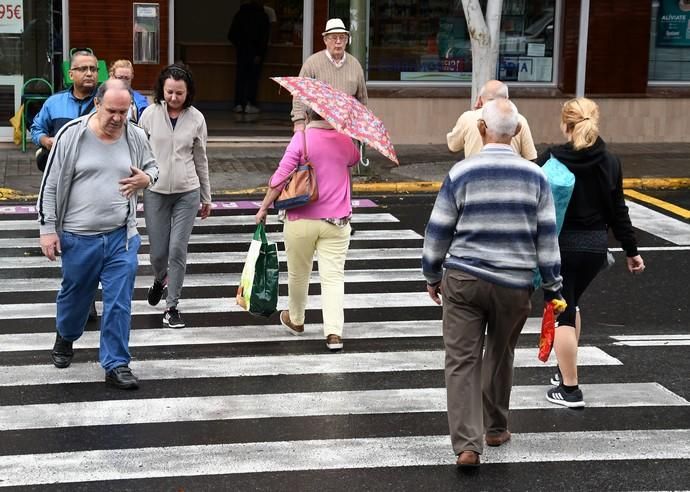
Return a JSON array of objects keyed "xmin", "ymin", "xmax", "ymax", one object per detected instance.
[{"xmin": 56, "ymin": 227, "xmax": 140, "ymax": 371}]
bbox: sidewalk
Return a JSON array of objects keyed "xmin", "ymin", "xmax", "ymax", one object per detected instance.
[{"xmin": 2, "ymin": 141, "xmax": 690, "ymax": 201}]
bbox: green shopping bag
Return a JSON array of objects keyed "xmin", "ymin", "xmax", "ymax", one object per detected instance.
[{"xmin": 235, "ymin": 223, "xmax": 279, "ymax": 317}]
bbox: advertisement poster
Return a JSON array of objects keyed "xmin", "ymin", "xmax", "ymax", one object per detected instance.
[
  {"xmin": 657, "ymin": 0, "xmax": 690, "ymax": 47},
  {"xmin": 0, "ymin": 0, "xmax": 23, "ymax": 34}
]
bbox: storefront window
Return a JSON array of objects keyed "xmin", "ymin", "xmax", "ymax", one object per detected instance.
[
  {"xmin": 0, "ymin": 0, "xmax": 54, "ymax": 139},
  {"xmin": 649, "ymin": 0, "xmax": 690, "ymax": 83},
  {"xmin": 330, "ymin": 0, "xmax": 556, "ymax": 84}
]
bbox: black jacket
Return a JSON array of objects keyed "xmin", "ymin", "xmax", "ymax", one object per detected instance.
[{"xmin": 537, "ymin": 137, "xmax": 638, "ymax": 257}]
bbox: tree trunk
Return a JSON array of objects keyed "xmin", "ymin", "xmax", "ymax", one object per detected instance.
[{"xmin": 460, "ymin": 0, "xmax": 503, "ymax": 106}]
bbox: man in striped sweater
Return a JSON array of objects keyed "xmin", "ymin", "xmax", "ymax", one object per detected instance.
[{"xmin": 422, "ymin": 99, "xmax": 563, "ymax": 468}]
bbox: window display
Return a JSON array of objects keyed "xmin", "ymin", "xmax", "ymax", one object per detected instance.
[
  {"xmin": 330, "ymin": 0, "xmax": 556, "ymax": 83},
  {"xmin": 649, "ymin": 0, "xmax": 690, "ymax": 82}
]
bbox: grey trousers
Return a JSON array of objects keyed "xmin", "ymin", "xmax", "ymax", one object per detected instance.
[
  {"xmin": 441, "ymin": 269, "xmax": 531, "ymax": 455},
  {"xmin": 143, "ymin": 188, "xmax": 200, "ymax": 309}
]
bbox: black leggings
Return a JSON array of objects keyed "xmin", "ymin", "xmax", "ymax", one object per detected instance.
[{"xmin": 558, "ymin": 250, "xmax": 607, "ymax": 326}]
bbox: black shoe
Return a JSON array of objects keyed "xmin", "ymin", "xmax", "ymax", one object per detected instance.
[
  {"xmin": 87, "ymin": 301, "xmax": 98, "ymax": 321},
  {"xmin": 147, "ymin": 278, "xmax": 167, "ymax": 306},
  {"xmin": 550, "ymin": 366, "xmax": 562, "ymax": 386},
  {"xmin": 51, "ymin": 333, "xmax": 74, "ymax": 368},
  {"xmin": 546, "ymin": 385, "xmax": 585, "ymax": 408},
  {"xmin": 163, "ymin": 308, "xmax": 185, "ymax": 328},
  {"xmin": 105, "ymin": 365, "xmax": 139, "ymax": 389}
]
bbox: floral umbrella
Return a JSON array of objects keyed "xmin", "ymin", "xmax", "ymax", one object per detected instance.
[{"xmin": 271, "ymin": 76, "xmax": 399, "ymax": 165}]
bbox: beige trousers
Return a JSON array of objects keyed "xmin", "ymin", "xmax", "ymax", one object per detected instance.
[
  {"xmin": 283, "ymin": 219, "xmax": 351, "ymax": 336},
  {"xmin": 441, "ymin": 269, "xmax": 531, "ymax": 455}
]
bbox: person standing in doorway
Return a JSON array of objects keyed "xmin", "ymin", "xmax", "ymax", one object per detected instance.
[
  {"xmin": 139, "ymin": 63, "xmax": 212, "ymax": 329},
  {"xmin": 37, "ymin": 79, "xmax": 158, "ymax": 389},
  {"xmin": 228, "ymin": 0, "xmax": 271, "ymax": 114}
]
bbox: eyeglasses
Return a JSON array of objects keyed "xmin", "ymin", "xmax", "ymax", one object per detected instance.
[
  {"xmin": 113, "ymin": 74, "xmax": 132, "ymax": 80},
  {"xmin": 325, "ymin": 34, "xmax": 348, "ymax": 42},
  {"xmin": 71, "ymin": 65, "xmax": 98, "ymax": 73}
]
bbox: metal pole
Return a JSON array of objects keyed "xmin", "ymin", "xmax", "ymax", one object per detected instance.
[
  {"xmin": 62, "ymin": 0, "xmax": 69, "ymax": 60},
  {"xmin": 575, "ymin": 0, "xmax": 590, "ymax": 97},
  {"xmin": 302, "ymin": 0, "xmax": 314, "ymax": 62},
  {"xmin": 168, "ymin": 0, "xmax": 175, "ymax": 64},
  {"xmin": 349, "ymin": 0, "xmax": 366, "ymax": 69}
]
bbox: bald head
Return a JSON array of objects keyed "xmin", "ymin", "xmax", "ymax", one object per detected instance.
[
  {"xmin": 475, "ymin": 80, "xmax": 509, "ymax": 109},
  {"xmin": 479, "ymin": 99, "xmax": 520, "ymax": 144}
]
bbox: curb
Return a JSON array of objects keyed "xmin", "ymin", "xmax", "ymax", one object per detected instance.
[{"xmin": 2, "ymin": 177, "xmax": 690, "ymax": 202}]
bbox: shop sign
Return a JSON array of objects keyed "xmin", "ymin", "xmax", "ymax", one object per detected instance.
[
  {"xmin": 657, "ymin": 0, "xmax": 690, "ymax": 47},
  {"xmin": 0, "ymin": 0, "xmax": 23, "ymax": 34}
]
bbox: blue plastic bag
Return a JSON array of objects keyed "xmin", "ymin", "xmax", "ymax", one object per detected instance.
[{"xmin": 534, "ymin": 155, "xmax": 575, "ymax": 288}]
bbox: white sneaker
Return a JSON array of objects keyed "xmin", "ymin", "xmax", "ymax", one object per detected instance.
[
  {"xmin": 232, "ymin": 105, "xmax": 244, "ymax": 113},
  {"xmin": 244, "ymin": 103, "xmax": 261, "ymax": 114}
]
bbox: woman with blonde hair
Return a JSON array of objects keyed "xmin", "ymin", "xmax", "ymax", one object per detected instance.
[
  {"xmin": 108, "ymin": 59, "xmax": 149, "ymax": 122},
  {"xmin": 537, "ymin": 97, "xmax": 645, "ymax": 408}
]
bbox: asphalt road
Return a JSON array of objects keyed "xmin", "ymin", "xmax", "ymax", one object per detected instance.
[{"xmin": 0, "ymin": 192, "xmax": 688, "ymax": 490}]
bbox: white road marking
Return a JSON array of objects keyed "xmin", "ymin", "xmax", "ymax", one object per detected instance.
[
  {"xmin": 0, "ymin": 247, "xmax": 424, "ymax": 269},
  {"xmin": 0, "ymin": 229, "xmax": 422, "ymax": 249},
  {"xmin": 0, "ymin": 347, "xmax": 621, "ymax": 387},
  {"xmin": 626, "ymin": 200, "xmax": 690, "ymax": 245},
  {"xmin": 1, "ymin": 383, "xmax": 685, "ymax": 431},
  {"xmin": 0, "ymin": 319, "xmax": 545, "ymax": 352},
  {"xmin": 0, "ymin": 268, "xmax": 425, "ymax": 293},
  {"xmin": 611, "ymin": 334, "xmax": 690, "ymax": 347},
  {"xmin": 1, "ymin": 430, "xmax": 688, "ymax": 486}
]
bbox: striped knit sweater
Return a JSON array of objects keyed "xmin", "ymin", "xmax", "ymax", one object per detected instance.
[
  {"xmin": 422, "ymin": 144, "xmax": 563, "ymax": 299},
  {"xmin": 291, "ymin": 50, "xmax": 367, "ymax": 123}
]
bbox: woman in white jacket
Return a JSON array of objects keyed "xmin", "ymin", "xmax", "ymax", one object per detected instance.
[{"xmin": 139, "ymin": 63, "xmax": 212, "ymax": 328}]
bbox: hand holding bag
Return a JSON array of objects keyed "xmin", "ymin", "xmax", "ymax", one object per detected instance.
[
  {"xmin": 273, "ymin": 131, "xmax": 318, "ymax": 210},
  {"xmin": 236, "ymin": 223, "xmax": 279, "ymax": 317}
]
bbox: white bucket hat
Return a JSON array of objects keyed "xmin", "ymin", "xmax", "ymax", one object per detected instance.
[{"xmin": 322, "ymin": 18, "xmax": 350, "ymax": 36}]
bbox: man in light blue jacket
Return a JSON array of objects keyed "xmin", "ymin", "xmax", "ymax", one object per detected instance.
[{"xmin": 37, "ymin": 80, "xmax": 158, "ymax": 390}]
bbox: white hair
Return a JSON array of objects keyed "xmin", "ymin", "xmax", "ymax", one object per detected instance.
[{"xmin": 482, "ymin": 99, "xmax": 518, "ymax": 138}]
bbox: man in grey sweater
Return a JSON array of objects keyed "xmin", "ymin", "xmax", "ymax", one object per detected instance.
[
  {"xmin": 37, "ymin": 79, "xmax": 158, "ymax": 390},
  {"xmin": 423, "ymin": 99, "xmax": 563, "ymax": 468}
]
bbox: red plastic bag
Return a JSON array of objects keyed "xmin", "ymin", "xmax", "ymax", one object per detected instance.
[{"xmin": 538, "ymin": 302, "xmax": 555, "ymax": 362}]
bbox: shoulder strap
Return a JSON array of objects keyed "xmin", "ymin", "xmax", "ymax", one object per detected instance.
[{"xmin": 301, "ymin": 130, "xmax": 309, "ymax": 163}]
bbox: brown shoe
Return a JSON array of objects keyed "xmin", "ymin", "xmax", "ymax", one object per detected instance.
[
  {"xmin": 485, "ymin": 430, "xmax": 511, "ymax": 447},
  {"xmin": 326, "ymin": 334, "xmax": 343, "ymax": 352},
  {"xmin": 456, "ymin": 450, "xmax": 480, "ymax": 468},
  {"xmin": 279, "ymin": 310, "xmax": 304, "ymax": 335}
]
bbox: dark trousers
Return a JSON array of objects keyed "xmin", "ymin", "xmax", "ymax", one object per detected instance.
[
  {"xmin": 234, "ymin": 50, "xmax": 263, "ymax": 107},
  {"xmin": 441, "ymin": 269, "xmax": 531, "ymax": 455}
]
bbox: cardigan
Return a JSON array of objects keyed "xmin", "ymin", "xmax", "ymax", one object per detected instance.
[
  {"xmin": 291, "ymin": 50, "xmax": 367, "ymax": 123},
  {"xmin": 139, "ymin": 103, "xmax": 212, "ymax": 203}
]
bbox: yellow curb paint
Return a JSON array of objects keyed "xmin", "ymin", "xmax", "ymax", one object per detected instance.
[
  {"xmin": 624, "ymin": 189, "xmax": 690, "ymax": 220},
  {"xmin": 622, "ymin": 177, "xmax": 690, "ymax": 190},
  {"xmin": 0, "ymin": 188, "xmax": 35, "ymax": 201}
]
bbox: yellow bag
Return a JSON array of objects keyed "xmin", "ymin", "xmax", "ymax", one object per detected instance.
[{"xmin": 9, "ymin": 104, "xmax": 24, "ymax": 146}]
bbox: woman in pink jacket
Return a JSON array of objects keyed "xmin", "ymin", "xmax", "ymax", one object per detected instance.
[{"xmin": 256, "ymin": 113, "xmax": 360, "ymax": 351}]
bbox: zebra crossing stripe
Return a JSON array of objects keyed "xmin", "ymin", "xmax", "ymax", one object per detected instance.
[
  {"xmin": 0, "ymin": 319, "xmax": 544, "ymax": 352},
  {"xmin": 0, "ymin": 429, "xmax": 688, "ymax": 486},
  {"xmin": 0, "ymin": 292, "xmax": 439, "ymax": 319},
  {"xmin": 0, "ymin": 229, "xmax": 423, "ymax": 249},
  {"xmin": 0, "ymin": 268, "xmax": 426, "ymax": 293},
  {"xmin": 611, "ymin": 334, "xmax": 690, "ymax": 347},
  {"xmin": 0, "ymin": 347, "xmax": 621, "ymax": 387},
  {"xmin": 0, "ymin": 383, "xmax": 686, "ymax": 432},
  {"xmin": 0, "ymin": 212, "xmax": 400, "ymax": 231},
  {"xmin": 626, "ymin": 201, "xmax": 690, "ymax": 245},
  {"xmin": 0, "ymin": 247, "xmax": 424, "ymax": 270}
]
